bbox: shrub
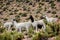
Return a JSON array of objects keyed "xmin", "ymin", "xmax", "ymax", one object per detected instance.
[
  {"xmin": 6, "ymin": 2, "xmax": 10, "ymax": 5},
  {"xmin": 32, "ymin": 31, "xmax": 48, "ymax": 40},
  {"xmin": 35, "ymin": 0, "xmax": 40, "ymax": 2},
  {"xmin": 22, "ymin": 6, "xmax": 27, "ymax": 11},
  {"xmin": 19, "ymin": 13, "xmax": 22, "ymax": 15},
  {"xmin": 42, "ymin": 0, "xmax": 45, "ymax": 2},
  {"xmin": 55, "ymin": 35, "xmax": 60, "ymax": 40},
  {"xmin": 52, "ymin": 11, "xmax": 56, "ymax": 14},
  {"xmin": 49, "ymin": 1, "xmax": 54, "ymax": 4},
  {"xmin": 35, "ymin": 15, "xmax": 38, "ymax": 18},
  {"xmin": 28, "ymin": 25, "xmax": 34, "ymax": 37},
  {"xmin": 55, "ymin": 15, "xmax": 58, "ymax": 18},
  {"xmin": 16, "ymin": 0, "xmax": 21, "ymax": 2},
  {"xmin": 14, "ymin": 9, "xmax": 18, "ymax": 13},
  {"xmin": 39, "ymin": 2, "xmax": 44, "ymax": 6},
  {"xmin": 25, "ymin": 0, "xmax": 30, "ymax": 3},
  {"xmin": 51, "ymin": 2, "xmax": 55, "ymax": 9},
  {"xmin": 16, "ymin": 0, "xmax": 27, "ymax": 2},
  {"xmin": 0, "ymin": 31, "xmax": 24, "ymax": 40},
  {"xmin": 4, "ymin": 18, "xmax": 8, "ymax": 21},
  {"xmin": 3, "ymin": 6, "xmax": 7, "ymax": 11},
  {"xmin": 44, "ymin": 7, "xmax": 47, "ymax": 11},
  {"xmin": 8, "ymin": 0, "xmax": 14, "ymax": 2},
  {"xmin": 36, "ymin": 9, "xmax": 40, "ymax": 13},
  {"xmin": 0, "ymin": 31, "xmax": 12, "ymax": 40},
  {"xmin": 57, "ymin": 0, "xmax": 60, "ymax": 2},
  {"xmin": 21, "ymin": 13, "xmax": 27, "ymax": 17},
  {"xmin": 11, "ymin": 31, "xmax": 24, "ymax": 40},
  {"xmin": 58, "ymin": 16, "xmax": 60, "ymax": 19},
  {"xmin": 9, "ymin": 13, "xmax": 13, "ymax": 15},
  {"xmin": 0, "ymin": 27, "xmax": 5, "ymax": 33},
  {"xmin": 45, "ymin": 25, "xmax": 54, "ymax": 37},
  {"xmin": 47, "ymin": 11, "xmax": 51, "ymax": 13},
  {"xmin": 0, "ymin": 22, "xmax": 2, "ymax": 27},
  {"xmin": 15, "ymin": 15, "xmax": 20, "ymax": 18},
  {"xmin": 45, "ymin": 0, "xmax": 50, "ymax": 2},
  {"xmin": 48, "ymin": 23, "xmax": 60, "ymax": 36}
]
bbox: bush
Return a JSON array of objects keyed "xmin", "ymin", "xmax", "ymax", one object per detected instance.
[
  {"xmin": 0, "ymin": 27, "xmax": 5, "ymax": 33},
  {"xmin": 9, "ymin": 13, "xmax": 13, "ymax": 15},
  {"xmin": 47, "ymin": 11, "xmax": 51, "ymax": 13},
  {"xmin": 51, "ymin": 2, "xmax": 55, "ymax": 9},
  {"xmin": 32, "ymin": 31, "xmax": 48, "ymax": 40},
  {"xmin": 55, "ymin": 35, "xmax": 60, "ymax": 40},
  {"xmin": 16, "ymin": 0, "xmax": 28, "ymax": 2},
  {"xmin": 58, "ymin": 16, "xmax": 60, "ymax": 19},
  {"xmin": 23, "ymin": 6, "xmax": 27, "ymax": 11},
  {"xmin": 0, "ymin": 22, "xmax": 2, "ymax": 27},
  {"xmin": 52, "ymin": 11, "xmax": 56, "ymax": 14},
  {"xmin": 0, "ymin": 31, "xmax": 24, "ymax": 40},
  {"xmin": 4, "ymin": 18, "xmax": 8, "ymax": 21},
  {"xmin": 28, "ymin": 26, "xmax": 34, "ymax": 37},
  {"xmin": 3, "ymin": 6, "xmax": 7, "ymax": 11},
  {"xmin": 48, "ymin": 23, "xmax": 60, "ymax": 36},
  {"xmin": 45, "ymin": 25, "xmax": 54, "ymax": 37},
  {"xmin": 16, "ymin": 0, "xmax": 21, "ymax": 2},
  {"xmin": 57, "ymin": 0, "xmax": 60, "ymax": 2},
  {"xmin": 21, "ymin": 13, "xmax": 27, "ymax": 17}
]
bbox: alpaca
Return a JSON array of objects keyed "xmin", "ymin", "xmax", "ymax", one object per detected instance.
[
  {"xmin": 4, "ymin": 22, "xmax": 13, "ymax": 31},
  {"xmin": 43, "ymin": 15, "xmax": 58, "ymax": 23},
  {"xmin": 29, "ymin": 15, "xmax": 46, "ymax": 32},
  {"xmin": 13, "ymin": 21, "xmax": 32, "ymax": 32},
  {"xmin": 37, "ymin": 19, "xmax": 46, "ymax": 31}
]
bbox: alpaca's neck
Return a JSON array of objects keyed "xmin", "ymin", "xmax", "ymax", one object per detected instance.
[
  {"xmin": 14, "ymin": 21, "xmax": 17, "ymax": 26},
  {"xmin": 45, "ymin": 16, "xmax": 49, "ymax": 20}
]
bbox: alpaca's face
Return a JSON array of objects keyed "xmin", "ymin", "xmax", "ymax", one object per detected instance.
[{"xmin": 43, "ymin": 15, "xmax": 46, "ymax": 18}]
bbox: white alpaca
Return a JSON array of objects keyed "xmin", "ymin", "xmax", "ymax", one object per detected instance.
[
  {"xmin": 38, "ymin": 19, "xmax": 46, "ymax": 31},
  {"xmin": 29, "ymin": 15, "xmax": 46, "ymax": 32},
  {"xmin": 13, "ymin": 21, "xmax": 32, "ymax": 32},
  {"xmin": 4, "ymin": 22, "xmax": 13, "ymax": 31},
  {"xmin": 43, "ymin": 15, "xmax": 58, "ymax": 23},
  {"xmin": 31, "ymin": 19, "xmax": 46, "ymax": 32}
]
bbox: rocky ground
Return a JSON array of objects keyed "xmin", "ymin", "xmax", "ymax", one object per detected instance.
[{"xmin": 0, "ymin": 0, "xmax": 60, "ymax": 24}]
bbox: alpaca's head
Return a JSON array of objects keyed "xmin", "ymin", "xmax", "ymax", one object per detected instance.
[
  {"xmin": 42, "ymin": 15, "xmax": 48, "ymax": 19},
  {"xmin": 29, "ymin": 15, "xmax": 34, "ymax": 22}
]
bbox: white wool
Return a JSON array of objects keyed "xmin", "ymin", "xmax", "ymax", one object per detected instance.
[
  {"xmin": 31, "ymin": 19, "xmax": 46, "ymax": 32},
  {"xmin": 13, "ymin": 21, "xmax": 32, "ymax": 32},
  {"xmin": 4, "ymin": 22, "xmax": 13, "ymax": 31},
  {"xmin": 44, "ymin": 15, "xmax": 58, "ymax": 23}
]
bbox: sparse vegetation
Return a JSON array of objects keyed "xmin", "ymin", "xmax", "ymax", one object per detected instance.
[
  {"xmin": 57, "ymin": 0, "xmax": 60, "ymax": 2},
  {"xmin": 0, "ymin": 0, "xmax": 60, "ymax": 40},
  {"xmin": 55, "ymin": 35, "xmax": 60, "ymax": 40},
  {"xmin": 4, "ymin": 18, "xmax": 8, "ymax": 21},
  {"xmin": 50, "ymin": 1, "xmax": 55, "ymax": 9},
  {"xmin": 47, "ymin": 10, "xmax": 51, "ymax": 13},
  {"xmin": 9, "ymin": 13, "xmax": 13, "ymax": 15},
  {"xmin": 0, "ymin": 31, "xmax": 24, "ymax": 40},
  {"xmin": 21, "ymin": 13, "xmax": 27, "ymax": 17},
  {"xmin": 52, "ymin": 11, "xmax": 56, "ymax": 14}
]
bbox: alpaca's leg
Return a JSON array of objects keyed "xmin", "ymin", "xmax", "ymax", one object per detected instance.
[
  {"xmin": 8, "ymin": 25, "xmax": 9, "ymax": 31},
  {"xmin": 26, "ymin": 26, "xmax": 28, "ymax": 32},
  {"xmin": 16, "ymin": 27, "xmax": 18, "ymax": 32},
  {"xmin": 4, "ymin": 25, "xmax": 6, "ymax": 29},
  {"xmin": 42, "ymin": 24, "xmax": 46, "ymax": 32},
  {"xmin": 8, "ymin": 25, "xmax": 11, "ymax": 31},
  {"xmin": 19, "ymin": 27, "xmax": 21, "ymax": 32},
  {"xmin": 36, "ymin": 26, "xmax": 37, "ymax": 32}
]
